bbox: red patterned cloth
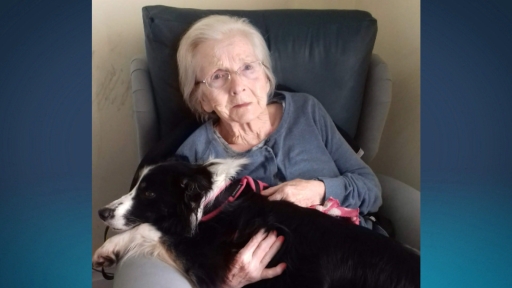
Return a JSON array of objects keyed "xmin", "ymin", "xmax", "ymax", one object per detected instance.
[{"xmin": 310, "ymin": 197, "xmax": 360, "ymax": 225}]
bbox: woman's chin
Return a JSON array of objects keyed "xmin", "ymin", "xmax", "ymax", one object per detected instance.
[
  {"xmin": 227, "ymin": 112, "xmax": 257, "ymax": 124},
  {"xmin": 229, "ymin": 113, "xmax": 260, "ymax": 124},
  {"xmin": 227, "ymin": 106, "xmax": 268, "ymax": 124},
  {"xmin": 227, "ymin": 118, "xmax": 252, "ymax": 125}
]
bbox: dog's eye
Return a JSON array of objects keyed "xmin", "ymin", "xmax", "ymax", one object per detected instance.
[{"xmin": 144, "ymin": 191, "xmax": 155, "ymax": 199}]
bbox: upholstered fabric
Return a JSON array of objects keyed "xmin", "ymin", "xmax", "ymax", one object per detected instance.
[
  {"xmin": 142, "ymin": 6, "xmax": 377, "ymax": 152},
  {"xmin": 356, "ymin": 54, "xmax": 392, "ymax": 163},
  {"xmin": 118, "ymin": 6, "xmax": 420, "ymax": 288},
  {"xmin": 377, "ymin": 174, "xmax": 420, "ymax": 249},
  {"xmin": 113, "ymin": 256, "xmax": 192, "ymax": 288},
  {"xmin": 130, "ymin": 54, "xmax": 389, "ymax": 164}
]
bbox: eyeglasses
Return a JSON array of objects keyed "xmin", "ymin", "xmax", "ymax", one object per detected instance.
[{"xmin": 196, "ymin": 61, "xmax": 264, "ymax": 89}]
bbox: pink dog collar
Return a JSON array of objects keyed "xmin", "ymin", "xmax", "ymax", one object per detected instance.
[
  {"xmin": 201, "ymin": 176, "xmax": 267, "ymax": 221},
  {"xmin": 201, "ymin": 177, "xmax": 359, "ymax": 225}
]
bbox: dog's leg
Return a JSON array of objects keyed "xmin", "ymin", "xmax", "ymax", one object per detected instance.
[
  {"xmin": 93, "ymin": 224, "xmax": 196, "ymax": 287},
  {"xmin": 92, "ymin": 223, "xmax": 162, "ymax": 269}
]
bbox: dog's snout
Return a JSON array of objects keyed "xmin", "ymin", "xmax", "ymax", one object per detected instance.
[{"xmin": 98, "ymin": 207, "xmax": 114, "ymax": 221}]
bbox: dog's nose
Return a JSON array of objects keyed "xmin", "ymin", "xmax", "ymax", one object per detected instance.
[{"xmin": 98, "ymin": 207, "xmax": 114, "ymax": 221}]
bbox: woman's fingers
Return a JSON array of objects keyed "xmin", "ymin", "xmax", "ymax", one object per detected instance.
[
  {"xmin": 261, "ymin": 186, "xmax": 278, "ymax": 197},
  {"xmin": 253, "ymin": 232, "xmax": 286, "ymax": 280},
  {"xmin": 222, "ymin": 230, "xmax": 285, "ymax": 288},
  {"xmin": 262, "ymin": 185, "xmax": 285, "ymax": 201},
  {"xmin": 260, "ymin": 235, "xmax": 284, "ymax": 266},
  {"xmin": 252, "ymin": 231, "xmax": 278, "ymax": 261},
  {"xmin": 260, "ymin": 262, "xmax": 287, "ymax": 280},
  {"xmin": 262, "ymin": 179, "xmax": 325, "ymax": 207},
  {"xmin": 267, "ymin": 193, "xmax": 284, "ymax": 201},
  {"xmin": 240, "ymin": 229, "xmax": 267, "ymax": 256}
]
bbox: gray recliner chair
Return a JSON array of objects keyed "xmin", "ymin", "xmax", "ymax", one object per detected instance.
[{"xmin": 115, "ymin": 6, "xmax": 420, "ymax": 287}]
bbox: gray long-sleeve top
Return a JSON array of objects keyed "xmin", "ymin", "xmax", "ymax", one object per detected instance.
[{"xmin": 176, "ymin": 91, "xmax": 382, "ymax": 224}]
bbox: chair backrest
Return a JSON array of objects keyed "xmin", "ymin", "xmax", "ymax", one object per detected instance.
[{"xmin": 142, "ymin": 5, "xmax": 377, "ymax": 154}]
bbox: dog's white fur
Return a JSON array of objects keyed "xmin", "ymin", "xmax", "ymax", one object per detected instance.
[
  {"xmin": 102, "ymin": 191, "xmax": 135, "ymax": 231},
  {"xmin": 192, "ymin": 157, "xmax": 249, "ymax": 229},
  {"xmin": 100, "ymin": 166, "xmax": 158, "ymax": 231},
  {"xmin": 93, "ymin": 224, "xmax": 163, "ymax": 266},
  {"xmin": 93, "ymin": 158, "xmax": 248, "ymax": 273}
]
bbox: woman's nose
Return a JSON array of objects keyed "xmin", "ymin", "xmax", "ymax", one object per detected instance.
[{"xmin": 228, "ymin": 73, "xmax": 245, "ymax": 95}]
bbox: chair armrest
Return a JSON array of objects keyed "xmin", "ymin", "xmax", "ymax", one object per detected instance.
[
  {"xmin": 113, "ymin": 256, "xmax": 192, "ymax": 288},
  {"xmin": 131, "ymin": 57, "xmax": 159, "ymax": 161},
  {"xmin": 376, "ymin": 174, "xmax": 420, "ymax": 250},
  {"xmin": 355, "ymin": 54, "xmax": 392, "ymax": 164}
]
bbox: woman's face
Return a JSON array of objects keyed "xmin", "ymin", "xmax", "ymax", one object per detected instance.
[{"xmin": 195, "ymin": 35, "xmax": 270, "ymax": 124}]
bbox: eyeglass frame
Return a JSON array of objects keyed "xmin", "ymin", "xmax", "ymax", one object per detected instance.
[{"xmin": 195, "ymin": 61, "xmax": 266, "ymax": 89}]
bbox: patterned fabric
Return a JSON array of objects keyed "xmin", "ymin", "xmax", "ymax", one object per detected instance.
[{"xmin": 310, "ymin": 197, "xmax": 360, "ymax": 225}]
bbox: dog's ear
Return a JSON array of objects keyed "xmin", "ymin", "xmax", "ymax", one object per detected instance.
[
  {"xmin": 179, "ymin": 165, "xmax": 214, "ymax": 208},
  {"xmin": 176, "ymin": 158, "xmax": 249, "ymax": 236},
  {"xmin": 178, "ymin": 172, "xmax": 212, "ymax": 236},
  {"xmin": 180, "ymin": 176, "xmax": 209, "ymax": 206}
]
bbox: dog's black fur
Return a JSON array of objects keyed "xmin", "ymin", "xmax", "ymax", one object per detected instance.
[{"xmin": 98, "ymin": 158, "xmax": 419, "ymax": 288}]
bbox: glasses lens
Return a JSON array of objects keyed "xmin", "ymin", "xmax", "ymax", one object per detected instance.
[
  {"xmin": 239, "ymin": 62, "xmax": 261, "ymax": 80},
  {"xmin": 207, "ymin": 71, "xmax": 230, "ymax": 89},
  {"xmin": 205, "ymin": 62, "xmax": 262, "ymax": 89}
]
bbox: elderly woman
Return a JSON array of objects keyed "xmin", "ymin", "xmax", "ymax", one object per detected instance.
[{"xmin": 173, "ymin": 15, "xmax": 383, "ymax": 288}]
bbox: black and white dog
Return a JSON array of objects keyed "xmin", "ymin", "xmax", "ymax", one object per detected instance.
[{"xmin": 93, "ymin": 158, "xmax": 419, "ymax": 288}]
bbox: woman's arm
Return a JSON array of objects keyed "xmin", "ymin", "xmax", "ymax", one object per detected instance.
[
  {"xmin": 262, "ymin": 95, "xmax": 382, "ymax": 214},
  {"xmin": 315, "ymin": 99, "xmax": 382, "ymax": 214}
]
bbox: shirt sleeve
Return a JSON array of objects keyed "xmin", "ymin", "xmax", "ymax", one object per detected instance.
[
  {"xmin": 311, "ymin": 98, "xmax": 382, "ymax": 214},
  {"xmin": 175, "ymin": 124, "xmax": 211, "ymax": 164}
]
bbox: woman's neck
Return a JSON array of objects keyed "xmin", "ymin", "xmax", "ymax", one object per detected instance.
[{"xmin": 216, "ymin": 103, "xmax": 282, "ymax": 151}]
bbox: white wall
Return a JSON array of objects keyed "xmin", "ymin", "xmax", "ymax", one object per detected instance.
[
  {"xmin": 355, "ymin": 0, "xmax": 420, "ymax": 190},
  {"xmin": 92, "ymin": 0, "xmax": 420, "ymax": 252}
]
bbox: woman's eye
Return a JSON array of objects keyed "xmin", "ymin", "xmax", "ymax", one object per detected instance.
[
  {"xmin": 211, "ymin": 72, "xmax": 227, "ymax": 81},
  {"xmin": 144, "ymin": 191, "xmax": 155, "ymax": 199},
  {"xmin": 242, "ymin": 63, "xmax": 254, "ymax": 71}
]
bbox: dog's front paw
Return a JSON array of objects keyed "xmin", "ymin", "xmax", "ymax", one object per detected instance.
[{"xmin": 92, "ymin": 245, "xmax": 120, "ymax": 269}]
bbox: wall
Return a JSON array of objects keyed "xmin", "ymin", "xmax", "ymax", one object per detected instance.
[
  {"xmin": 92, "ymin": 0, "xmax": 420, "ymax": 252},
  {"xmin": 356, "ymin": 0, "xmax": 421, "ymax": 191}
]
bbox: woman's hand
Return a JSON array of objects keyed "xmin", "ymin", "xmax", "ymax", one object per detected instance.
[
  {"xmin": 261, "ymin": 179, "xmax": 325, "ymax": 207},
  {"xmin": 223, "ymin": 229, "xmax": 286, "ymax": 288}
]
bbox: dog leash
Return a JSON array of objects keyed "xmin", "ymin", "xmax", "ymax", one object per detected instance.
[
  {"xmin": 92, "ymin": 226, "xmax": 115, "ymax": 280},
  {"xmin": 102, "ymin": 226, "xmax": 115, "ymax": 280}
]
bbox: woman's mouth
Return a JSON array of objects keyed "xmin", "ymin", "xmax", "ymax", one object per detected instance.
[{"xmin": 233, "ymin": 102, "xmax": 250, "ymax": 108}]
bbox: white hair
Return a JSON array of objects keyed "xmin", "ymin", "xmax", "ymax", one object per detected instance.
[{"xmin": 177, "ymin": 15, "xmax": 276, "ymax": 121}]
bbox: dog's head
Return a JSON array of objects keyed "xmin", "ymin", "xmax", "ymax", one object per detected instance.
[{"xmin": 98, "ymin": 157, "xmax": 248, "ymax": 235}]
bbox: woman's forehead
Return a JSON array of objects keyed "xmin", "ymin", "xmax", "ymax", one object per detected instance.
[{"xmin": 196, "ymin": 36, "xmax": 257, "ymax": 69}]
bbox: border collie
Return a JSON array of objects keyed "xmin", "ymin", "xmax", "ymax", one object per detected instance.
[{"xmin": 93, "ymin": 158, "xmax": 419, "ymax": 288}]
